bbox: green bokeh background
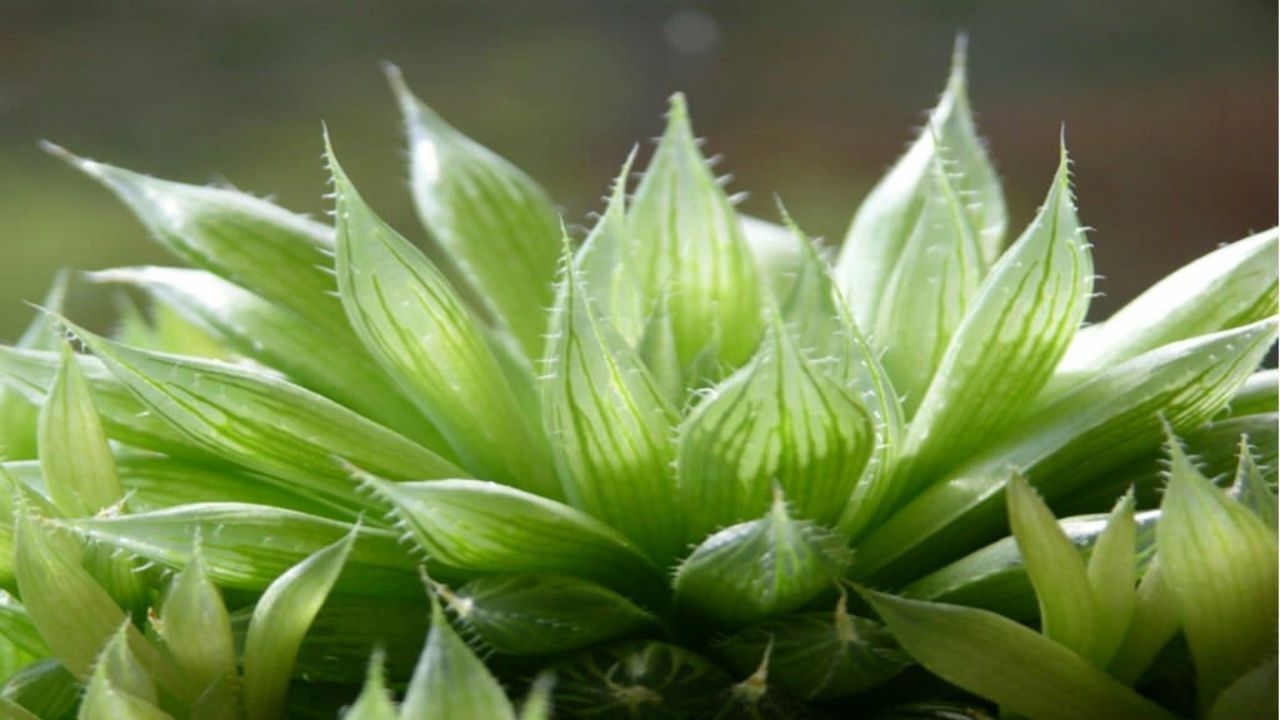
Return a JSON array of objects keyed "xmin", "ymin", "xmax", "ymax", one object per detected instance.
[{"xmin": 1, "ymin": 0, "xmax": 1275, "ymax": 338}]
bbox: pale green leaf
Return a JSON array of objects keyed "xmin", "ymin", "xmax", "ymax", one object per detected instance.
[
  {"xmin": 1005, "ymin": 474, "xmax": 1096, "ymax": 660},
  {"xmin": 157, "ymin": 552, "xmax": 235, "ymax": 701},
  {"xmin": 1084, "ymin": 491, "xmax": 1136, "ymax": 667},
  {"xmin": 740, "ymin": 215, "xmax": 807, "ymax": 303},
  {"xmin": 1108, "ymin": 561, "xmax": 1180, "ymax": 685},
  {"xmin": 575, "ymin": 149, "xmax": 646, "ymax": 345},
  {"xmin": 44, "ymin": 143, "xmax": 347, "ymax": 338},
  {"xmin": 1057, "ymin": 228, "xmax": 1277, "ymax": 386},
  {"xmin": 856, "ymin": 318, "xmax": 1277, "ymax": 584},
  {"xmin": 836, "ymin": 39, "xmax": 1007, "ymax": 333},
  {"xmin": 78, "ymin": 649, "xmax": 174, "ymax": 720},
  {"xmin": 517, "ymin": 673, "xmax": 554, "ymax": 720},
  {"xmin": 714, "ymin": 594, "xmax": 910, "ymax": 700},
  {"xmin": 863, "ymin": 590, "xmax": 1176, "ymax": 720},
  {"xmin": 0, "ymin": 272, "xmax": 70, "ymax": 462},
  {"xmin": 242, "ymin": 527, "xmax": 356, "ymax": 720},
  {"xmin": 87, "ymin": 266, "xmax": 448, "ymax": 451},
  {"xmin": 1229, "ymin": 437, "xmax": 1278, "ymax": 530},
  {"xmin": 1158, "ymin": 434, "xmax": 1278, "ymax": 707},
  {"xmin": 388, "ymin": 64, "xmax": 561, "ymax": 361},
  {"xmin": 67, "ymin": 322, "xmax": 463, "ymax": 519},
  {"xmin": 542, "ymin": 249, "xmax": 683, "ymax": 561},
  {"xmin": 627, "ymin": 93, "xmax": 764, "ymax": 377},
  {"xmin": 440, "ymin": 574, "xmax": 656, "ymax": 655},
  {"xmin": 326, "ymin": 138, "xmax": 557, "ymax": 498},
  {"xmin": 399, "ymin": 600, "xmax": 516, "ymax": 720},
  {"xmin": 1206, "ymin": 656, "xmax": 1278, "ymax": 720},
  {"xmin": 94, "ymin": 622, "xmax": 157, "ymax": 707},
  {"xmin": 897, "ymin": 144, "xmax": 1092, "ymax": 485},
  {"xmin": 358, "ymin": 475, "xmax": 660, "ymax": 596},
  {"xmin": 677, "ymin": 319, "xmax": 874, "ymax": 539},
  {"xmin": 674, "ymin": 492, "xmax": 852, "ymax": 628},
  {"xmin": 343, "ymin": 651, "xmax": 398, "ymax": 720},
  {"xmin": 57, "ymin": 503, "xmax": 419, "ymax": 598},
  {"xmin": 0, "ymin": 594, "xmax": 49, "ymax": 664},
  {"xmin": 1222, "ymin": 368, "xmax": 1277, "ymax": 417}
]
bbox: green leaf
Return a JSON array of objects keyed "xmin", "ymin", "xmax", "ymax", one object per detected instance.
[
  {"xmin": 242, "ymin": 526, "xmax": 356, "ymax": 720},
  {"xmin": 157, "ymin": 552, "xmax": 235, "ymax": 701},
  {"xmin": 863, "ymin": 590, "xmax": 1176, "ymax": 720},
  {"xmin": 674, "ymin": 492, "xmax": 852, "ymax": 628},
  {"xmin": 896, "ymin": 144, "xmax": 1092, "ymax": 485},
  {"xmin": 870, "ymin": 142, "xmax": 985, "ymax": 413},
  {"xmin": 903, "ymin": 509, "xmax": 1159, "ymax": 621},
  {"xmin": 713, "ymin": 594, "xmax": 910, "ymax": 700},
  {"xmin": 57, "ymin": 503, "xmax": 420, "ymax": 598},
  {"xmin": 344, "ymin": 651, "xmax": 398, "ymax": 720},
  {"xmin": 326, "ymin": 137, "xmax": 557, "ymax": 498},
  {"xmin": 94, "ymin": 622, "xmax": 157, "ymax": 707},
  {"xmin": 542, "ymin": 248, "xmax": 683, "ymax": 561},
  {"xmin": 550, "ymin": 641, "xmax": 730, "ymax": 719},
  {"xmin": 1005, "ymin": 474, "xmax": 1096, "ymax": 660},
  {"xmin": 0, "ymin": 698, "xmax": 39, "ymax": 720},
  {"xmin": 388, "ymin": 65, "xmax": 561, "ymax": 361},
  {"xmin": 856, "ymin": 317, "xmax": 1277, "ymax": 584},
  {"xmin": 44, "ymin": 143, "xmax": 347, "ymax": 338},
  {"xmin": 575, "ymin": 149, "xmax": 647, "ymax": 346},
  {"xmin": 740, "ymin": 215, "xmax": 807, "ymax": 304},
  {"xmin": 1206, "ymin": 656, "xmax": 1278, "ymax": 720},
  {"xmin": 1222, "ymin": 368, "xmax": 1278, "ymax": 417},
  {"xmin": 517, "ymin": 673, "xmax": 554, "ymax": 720},
  {"xmin": 0, "ymin": 347, "xmax": 198, "ymax": 458},
  {"xmin": 358, "ymin": 475, "xmax": 660, "ymax": 596},
  {"xmin": 87, "ymin": 266, "xmax": 448, "ymax": 451},
  {"xmin": 1157, "ymin": 434, "xmax": 1278, "ymax": 708},
  {"xmin": 439, "ymin": 574, "xmax": 657, "ymax": 655},
  {"xmin": 1084, "ymin": 491, "xmax": 1136, "ymax": 667},
  {"xmin": 677, "ymin": 319, "xmax": 875, "ymax": 540},
  {"xmin": 1056, "ymin": 228, "xmax": 1277, "ymax": 386},
  {"xmin": 13, "ymin": 510, "xmax": 184, "ymax": 699},
  {"xmin": 66, "ymin": 322, "xmax": 463, "ymax": 519},
  {"xmin": 1, "ymin": 660, "xmax": 79, "ymax": 720},
  {"xmin": 1108, "ymin": 561, "xmax": 1181, "ymax": 685},
  {"xmin": 0, "ymin": 594, "xmax": 49, "ymax": 665},
  {"xmin": 1229, "ymin": 437, "xmax": 1278, "ymax": 530},
  {"xmin": 255, "ymin": 597, "xmax": 428, "ymax": 684},
  {"xmin": 0, "ymin": 272, "xmax": 70, "ymax": 462},
  {"xmin": 627, "ymin": 93, "xmax": 764, "ymax": 377},
  {"xmin": 398, "ymin": 600, "xmax": 516, "ymax": 720},
  {"xmin": 836, "ymin": 39, "xmax": 1007, "ymax": 333}
]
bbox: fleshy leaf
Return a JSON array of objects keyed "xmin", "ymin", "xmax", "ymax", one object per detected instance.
[
  {"xmin": 836, "ymin": 39, "xmax": 1007, "ymax": 333},
  {"xmin": 542, "ymin": 249, "xmax": 683, "ymax": 561},
  {"xmin": 856, "ymin": 318, "xmax": 1277, "ymax": 583},
  {"xmin": 439, "ymin": 574, "xmax": 657, "ymax": 655},
  {"xmin": 57, "ymin": 503, "xmax": 419, "ymax": 598},
  {"xmin": 157, "ymin": 552, "xmax": 235, "ymax": 701},
  {"xmin": 1229, "ymin": 437, "xmax": 1278, "ymax": 530},
  {"xmin": 1206, "ymin": 656, "xmax": 1278, "ymax": 720},
  {"xmin": 357, "ymin": 475, "xmax": 660, "ymax": 596},
  {"xmin": 1, "ymin": 660, "xmax": 80, "ymax": 720},
  {"xmin": 741, "ymin": 215, "xmax": 807, "ymax": 303},
  {"xmin": 44, "ymin": 143, "xmax": 347, "ymax": 339},
  {"xmin": 67, "ymin": 322, "xmax": 463, "ymax": 519},
  {"xmin": 1222, "ymin": 368, "xmax": 1278, "ymax": 417},
  {"xmin": 241, "ymin": 527, "xmax": 356, "ymax": 720},
  {"xmin": 713, "ymin": 594, "xmax": 910, "ymax": 700},
  {"xmin": 896, "ymin": 144, "xmax": 1092, "ymax": 486},
  {"xmin": 677, "ymin": 319, "xmax": 874, "ymax": 540},
  {"xmin": 1005, "ymin": 474, "xmax": 1096, "ymax": 660},
  {"xmin": 0, "ymin": 272, "xmax": 70, "ymax": 462},
  {"xmin": 863, "ymin": 590, "xmax": 1176, "ymax": 720},
  {"xmin": 1057, "ymin": 228, "xmax": 1277, "ymax": 386},
  {"xmin": 94, "ymin": 622, "xmax": 157, "ymax": 707},
  {"xmin": 326, "ymin": 138, "xmax": 557, "ymax": 498},
  {"xmin": 1086, "ymin": 491, "xmax": 1137, "ymax": 667},
  {"xmin": 87, "ymin": 267, "xmax": 447, "ymax": 450},
  {"xmin": 78, "ymin": 658, "xmax": 174, "ymax": 720},
  {"xmin": 1108, "ymin": 561, "xmax": 1181, "ymax": 685},
  {"xmin": 0, "ymin": 594, "xmax": 49, "ymax": 665},
  {"xmin": 344, "ymin": 651, "xmax": 398, "ymax": 720},
  {"xmin": 674, "ymin": 492, "xmax": 852, "ymax": 628},
  {"xmin": 389, "ymin": 65, "xmax": 561, "ymax": 361},
  {"xmin": 627, "ymin": 93, "xmax": 764, "ymax": 378},
  {"xmin": 517, "ymin": 673, "xmax": 555, "ymax": 720},
  {"xmin": 1157, "ymin": 434, "xmax": 1278, "ymax": 708},
  {"xmin": 550, "ymin": 641, "xmax": 730, "ymax": 719},
  {"xmin": 398, "ymin": 599, "xmax": 517, "ymax": 720},
  {"xmin": 575, "ymin": 150, "xmax": 646, "ymax": 345}
]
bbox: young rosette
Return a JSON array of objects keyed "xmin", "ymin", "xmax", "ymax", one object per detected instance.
[{"xmin": 0, "ymin": 41, "xmax": 1275, "ymax": 720}]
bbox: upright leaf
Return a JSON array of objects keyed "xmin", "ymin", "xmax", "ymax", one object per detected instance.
[
  {"xmin": 67, "ymin": 322, "xmax": 463, "ymax": 519},
  {"xmin": 863, "ymin": 591, "xmax": 1176, "ymax": 720},
  {"xmin": 0, "ymin": 272, "xmax": 69, "ymax": 461},
  {"xmin": 327, "ymin": 138, "xmax": 557, "ymax": 498},
  {"xmin": 344, "ymin": 651, "xmax": 398, "ymax": 720},
  {"xmin": 242, "ymin": 528, "xmax": 356, "ymax": 720},
  {"xmin": 389, "ymin": 64, "xmax": 562, "ymax": 360},
  {"xmin": 674, "ymin": 492, "xmax": 852, "ymax": 628},
  {"xmin": 1229, "ymin": 437, "xmax": 1278, "ymax": 530},
  {"xmin": 1108, "ymin": 561, "xmax": 1181, "ymax": 685},
  {"xmin": 897, "ymin": 144, "xmax": 1092, "ymax": 486},
  {"xmin": 398, "ymin": 600, "xmax": 517, "ymax": 720},
  {"xmin": 157, "ymin": 553, "xmax": 235, "ymax": 701},
  {"xmin": 575, "ymin": 150, "xmax": 646, "ymax": 345},
  {"xmin": 1157, "ymin": 435, "xmax": 1278, "ymax": 708},
  {"xmin": 43, "ymin": 143, "xmax": 347, "ymax": 338},
  {"xmin": 627, "ymin": 94, "xmax": 764, "ymax": 377},
  {"xmin": 677, "ymin": 319, "xmax": 874, "ymax": 540},
  {"xmin": 1086, "ymin": 491, "xmax": 1137, "ymax": 667},
  {"xmin": 542, "ymin": 249, "xmax": 683, "ymax": 561},
  {"xmin": 836, "ymin": 39, "xmax": 1007, "ymax": 332}
]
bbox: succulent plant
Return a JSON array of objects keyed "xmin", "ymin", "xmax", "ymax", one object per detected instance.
[{"xmin": 0, "ymin": 43, "xmax": 1275, "ymax": 719}]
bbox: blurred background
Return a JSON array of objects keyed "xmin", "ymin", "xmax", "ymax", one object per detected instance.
[{"xmin": 0, "ymin": 0, "xmax": 1275, "ymax": 338}]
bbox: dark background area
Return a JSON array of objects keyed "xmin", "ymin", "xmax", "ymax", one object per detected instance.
[{"xmin": 0, "ymin": 0, "xmax": 1275, "ymax": 337}]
